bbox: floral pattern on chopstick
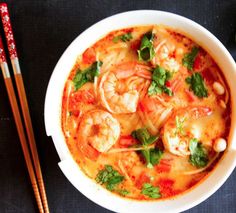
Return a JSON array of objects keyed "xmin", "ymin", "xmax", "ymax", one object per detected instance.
[
  {"xmin": 0, "ymin": 3, "xmax": 17, "ymax": 59},
  {"xmin": 0, "ymin": 36, "xmax": 6, "ymax": 63}
]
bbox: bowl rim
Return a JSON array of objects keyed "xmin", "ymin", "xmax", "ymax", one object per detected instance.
[{"xmin": 44, "ymin": 10, "xmax": 236, "ymax": 213}]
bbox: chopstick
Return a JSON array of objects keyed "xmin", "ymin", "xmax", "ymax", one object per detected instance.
[
  {"xmin": 0, "ymin": 36, "xmax": 44, "ymax": 213},
  {"xmin": 0, "ymin": 3, "xmax": 49, "ymax": 213}
]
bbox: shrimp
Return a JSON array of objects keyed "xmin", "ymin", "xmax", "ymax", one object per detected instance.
[
  {"xmin": 151, "ymin": 26, "xmax": 181, "ymax": 72},
  {"xmin": 99, "ymin": 61, "xmax": 151, "ymax": 114},
  {"xmin": 77, "ymin": 110, "xmax": 120, "ymax": 160},
  {"xmin": 162, "ymin": 106, "xmax": 212, "ymax": 156}
]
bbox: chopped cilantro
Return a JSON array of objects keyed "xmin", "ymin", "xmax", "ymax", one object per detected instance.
[
  {"xmin": 182, "ymin": 47, "xmax": 199, "ymax": 70},
  {"xmin": 185, "ymin": 72, "xmax": 208, "ymax": 98},
  {"xmin": 148, "ymin": 81, "xmax": 162, "ymax": 95},
  {"xmin": 148, "ymin": 66, "xmax": 173, "ymax": 96},
  {"xmin": 141, "ymin": 183, "xmax": 161, "ymax": 199},
  {"xmin": 189, "ymin": 138, "xmax": 209, "ymax": 168},
  {"xmin": 72, "ymin": 71, "xmax": 87, "ymax": 91},
  {"xmin": 131, "ymin": 128, "xmax": 162, "ymax": 168},
  {"xmin": 137, "ymin": 31, "xmax": 155, "ymax": 61},
  {"xmin": 149, "ymin": 148, "xmax": 163, "ymax": 166},
  {"xmin": 95, "ymin": 165, "xmax": 124, "ymax": 191},
  {"xmin": 73, "ymin": 61, "xmax": 102, "ymax": 90},
  {"xmin": 113, "ymin": 32, "xmax": 133, "ymax": 43},
  {"xmin": 131, "ymin": 128, "xmax": 158, "ymax": 146},
  {"xmin": 140, "ymin": 148, "xmax": 163, "ymax": 169}
]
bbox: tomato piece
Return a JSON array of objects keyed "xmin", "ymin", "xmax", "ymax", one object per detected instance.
[
  {"xmin": 155, "ymin": 159, "xmax": 171, "ymax": 173},
  {"xmin": 71, "ymin": 110, "xmax": 81, "ymax": 117},
  {"xmin": 135, "ymin": 172, "xmax": 150, "ymax": 189},
  {"xmin": 119, "ymin": 135, "xmax": 138, "ymax": 147},
  {"xmin": 82, "ymin": 47, "xmax": 96, "ymax": 64},
  {"xmin": 157, "ymin": 178, "xmax": 181, "ymax": 198},
  {"xmin": 165, "ymin": 80, "xmax": 171, "ymax": 87},
  {"xmin": 162, "ymin": 188, "xmax": 182, "ymax": 198},
  {"xmin": 130, "ymin": 39, "xmax": 141, "ymax": 51},
  {"xmin": 193, "ymin": 54, "xmax": 201, "ymax": 70},
  {"xmin": 158, "ymin": 178, "xmax": 175, "ymax": 188}
]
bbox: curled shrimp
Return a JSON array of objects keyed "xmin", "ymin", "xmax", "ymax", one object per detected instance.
[
  {"xmin": 99, "ymin": 61, "xmax": 151, "ymax": 114},
  {"xmin": 151, "ymin": 27, "xmax": 180, "ymax": 72},
  {"xmin": 162, "ymin": 106, "xmax": 212, "ymax": 156},
  {"xmin": 77, "ymin": 110, "xmax": 120, "ymax": 160}
]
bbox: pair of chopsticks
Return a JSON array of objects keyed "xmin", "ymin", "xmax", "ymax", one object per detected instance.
[{"xmin": 0, "ymin": 3, "xmax": 49, "ymax": 213}]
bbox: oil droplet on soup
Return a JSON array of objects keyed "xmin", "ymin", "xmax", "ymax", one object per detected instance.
[{"xmin": 61, "ymin": 25, "xmax": 231, "ymax": 200}]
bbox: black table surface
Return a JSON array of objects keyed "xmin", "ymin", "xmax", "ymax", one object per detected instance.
[{"xmin": 0, "ymin": 0, "xmax": 236, "ymax": 212}]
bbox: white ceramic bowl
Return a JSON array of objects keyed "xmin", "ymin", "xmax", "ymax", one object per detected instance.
[{"xmin": 44, "ymin": 10, "xmax": 236, "ymax": 213}]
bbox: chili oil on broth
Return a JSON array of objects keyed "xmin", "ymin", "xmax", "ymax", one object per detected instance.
[{"xmin": 61, "ymin": 25, "xmax": 231, "ymax": 201}]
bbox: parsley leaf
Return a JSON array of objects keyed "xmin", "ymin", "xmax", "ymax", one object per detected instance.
[
  {"xmin": 131, "ymin": 128, "xmax": 158, "ymax": 145},
  {"xmin": 141, "ymin": 183, "xmax": 161, "ymax": 199},
  {"xmin": 185, "ymin": 72, "xmax": 208, "ymax": 98},
  {"xmin": 148, "ymin": 66, "xmax": 173, "ymax": 96},
  {"xmin": 137, "ymin": 31, "xmax": 155, "ymax": 61},
  {"xmin": 72, "ymin": 72, "xmax": 87, "ymax": 91},
  {"xmin": 73, "ymin": 61, "xmax": 102, "ymax": 91},
  {"xmin": 182, "ymin": 47, "xmax": 199, "ymax": 70},
  {"xmin": 149, "ymin": 148, "xmax": 163, "ymax": 166},
  {"xmin": 148, "ymin": 81, "xmax": 162, "ymax": 95},
  {"xmin": 131, "ymin": 128, "xmax": 162, "ymax": 168},
  {"xmin": 113, "ymin": 32, "xmax": 133, "ymax": 43},
  {"xmin": 141, "ymin": 148, "xmax": 163, "ymax": 168},
  {"xmin": 189, "ymin": 138, "xmax": 209, "ymax": 168},
  {"xmin": 95, "ymin": 165, "xmax": 124, "ymax": 191}
]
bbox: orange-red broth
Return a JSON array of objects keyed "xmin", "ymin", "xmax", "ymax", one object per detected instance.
[{"xmin": 61, "ymin": 25, "xmax": 231, "ymax": 200}]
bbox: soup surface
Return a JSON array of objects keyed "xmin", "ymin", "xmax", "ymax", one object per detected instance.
[{"xmin": 61, "ymin": 25, "xmax": 231, "ymax": 200}]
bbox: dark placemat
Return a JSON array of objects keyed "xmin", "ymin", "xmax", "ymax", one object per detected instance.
[{"xmin": 0, "ymin": 0, "xmax": 235, "ymax": 212}]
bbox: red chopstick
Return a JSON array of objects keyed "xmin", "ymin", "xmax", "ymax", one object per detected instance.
[{"xmin": 0, "ymin": 3, "xmax": 49, "ymax": 213}]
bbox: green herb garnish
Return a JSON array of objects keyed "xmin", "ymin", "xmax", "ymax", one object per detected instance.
[
  {"xmin": 141, "ymin": 183, "xmax": 161, "ymax": 199},
  {"xmin": 137, "ymin": 31, "xmax": 155, "ymax": 61},
  {"xmin": 185, "ymin": 72, "xmax": 208, "ymax": 98},
  {"xmin": 182, "ymin": 46, "xmax": 199, "ymax": 70},
  {"xmin": 113, "ymin": 32, "xmax": 133, "ymax": 43},
  {"xmin": 95, "ymin": 165, "xmax": 124, "ymax": 191},
  {"xmin": 175, "ymin": 116, "xmax": 186, "ymax": 136},
  {"xmin": 149, "ymin": 148, "xmax": 163, "ymax": 166},
  {"xmin": 131, "ymin": 128, "xmax": 158, "ymax": 146},
  {"xmin": 131, "ymin": 128, "xmax": 162, "ymax": 168},
  {"xmin": 189, "ymin": 138, "xmax": 209, "ymax": 168},
  {"xmin": 117, "ymin": 189, "xmax": 130, "ymax": 196},
  {"xmin": 148, "ymin": 66, "xmax": 173, "ymax": 96},
  {"xmin": 73, "ymin": 61, "xmax": 102, "ymax": 90}
]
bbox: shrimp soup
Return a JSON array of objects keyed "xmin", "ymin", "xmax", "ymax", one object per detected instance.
[{"xmin": 61, "ymin": 25, "xmax": 231, "ymax": 200}]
